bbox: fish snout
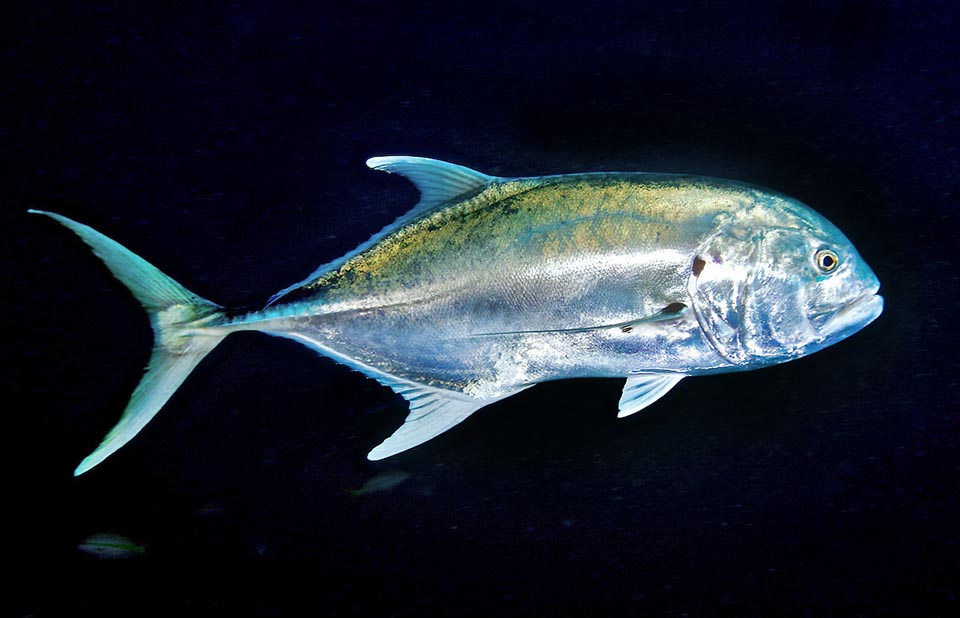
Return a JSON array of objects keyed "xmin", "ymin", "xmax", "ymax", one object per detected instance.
[{"xmin": 813, "ymin": 285, "xmax": 883, "ymax": 341}]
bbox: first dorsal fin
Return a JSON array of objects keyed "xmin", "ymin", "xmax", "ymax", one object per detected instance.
[
  {"xmin": 366, "ymin": 156, "xmax": 496, "ymax": 210},
  {"xmin": 266, "ymin": 156, "xmax": 498, "ymax": 307}
]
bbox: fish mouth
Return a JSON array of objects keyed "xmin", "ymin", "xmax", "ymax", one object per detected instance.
[{"xmin": 815, "ymin": 288, "xmax": 884, "ymax": 341}]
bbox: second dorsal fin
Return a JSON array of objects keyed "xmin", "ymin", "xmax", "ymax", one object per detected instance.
[
  {"xmin": 267, "ymin": 156, "xmax": 498, "ymax": 307},
  {"xmin": 366, "ymin": 156, "xmax": 496, "ymax": 210}
]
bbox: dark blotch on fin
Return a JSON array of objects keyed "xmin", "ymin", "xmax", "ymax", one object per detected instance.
[
  {"xmin": 622, "ymin": 302, "xmax": 686, "ymax": 333},
  {"xmin": 692, "ymin": 256, "xmax": 706, "ymax": 277}
]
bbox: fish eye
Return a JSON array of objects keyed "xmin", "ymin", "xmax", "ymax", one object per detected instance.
[{"xmin": 815, "ymin": 248, "xmax": 840, "ymax": 273}]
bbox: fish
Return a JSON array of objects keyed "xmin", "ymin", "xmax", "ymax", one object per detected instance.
[
  {"xmin": 345, "ymin": 470, "xmax": 411, "ymax": 497},
  {"xmin": 77, "ymin": 533, "xmax": 147, "ymax": 559},
  {"xmin": 30, "ymin": 156, "xmax": 883, "ymax": 475}
]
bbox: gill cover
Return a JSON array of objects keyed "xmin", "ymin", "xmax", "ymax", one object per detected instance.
[
  {"xmin": 689, "ymin": 223, "xmax": 823, "ymax": 365},
  {"xmin": 687, "ymin": 224, "xmax": 757, "ymax": 365}
]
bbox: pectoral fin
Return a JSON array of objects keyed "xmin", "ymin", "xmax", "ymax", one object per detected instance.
[
  {"xmin": 616, "ymin": 302, "xmax": 688, "ymax": 333},
  {"xmin": 470, "ymin": 302, "xmax": 688, "ymax": 337},
  {"xmin": 617, "ymin": 374, "xmax": 685, "ymax": 418}
]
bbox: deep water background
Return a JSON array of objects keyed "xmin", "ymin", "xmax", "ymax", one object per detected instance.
[{"xmin": 4, "ymin": 2, "xmax": 959, "ymax": 616}]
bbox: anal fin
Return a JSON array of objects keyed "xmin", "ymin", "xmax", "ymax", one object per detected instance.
[
  {"xmin": 367, "ymin": 366, "xmax": 528, "ymax": 461},
  {"xmin": 271, "ymin": 332, "xmax": 527, "ymax": 460},
  {"xmin": 367, "ymin": 377, "xmax": 526, "ymax": 460},
  {"xmin": 617, "ymin": 374, "xmax": 685, "ymax": 418},
  {"xmin": 367, "ymin": 384, "xmax": 484, "ymax": 461}
]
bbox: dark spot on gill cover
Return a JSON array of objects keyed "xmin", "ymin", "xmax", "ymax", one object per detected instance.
[
  {"xmin": 663, "ymin": 302, "xmax": 687, "ymax": 314},
  {"xmin": 692, "ymin": 256, "xmax": 706, "ymax": 277},
  {"xmin": 621, "ymin": 325, "xmax": 633, "ymax": 333}
]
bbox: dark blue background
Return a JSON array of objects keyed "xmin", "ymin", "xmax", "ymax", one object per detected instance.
[{"xmin": 5, "ymin": 2, "xmax": 959, "ymax": 616}]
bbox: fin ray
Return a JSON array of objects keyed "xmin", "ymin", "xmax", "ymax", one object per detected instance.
[
  {"xmin": 366, "ymin": 386, "xmax": 484, "ymax": 460},
  {"xmin": 75, "ymin": 337, "xmax": 220, "ymax": 474},
  {"xmin": 365, "ymin": 156, "xmax": 494, "ymax": 209},
  {"xmin": 367, "ymin": 376, "xmax": 529, "ymax": 460}
]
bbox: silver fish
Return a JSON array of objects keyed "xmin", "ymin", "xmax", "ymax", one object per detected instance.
[
  {"xmin": 77, "ymin": 533, "xmax": 146, "ymax": 559},
  {"xmin": 31, "ymin": 156, "xmax": 883, "ymax": 475},
  {"xmin": 346, "ymin": 470, "xmax": 411, "ymax": 497}
]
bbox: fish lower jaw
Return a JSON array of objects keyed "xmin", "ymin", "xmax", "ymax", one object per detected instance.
[{"xmin": 817, "ymin": 292, "xmax": 884, "ymax": 340}]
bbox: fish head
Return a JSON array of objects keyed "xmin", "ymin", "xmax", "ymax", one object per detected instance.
[{"xmin": 689, "ymin": 193, "xmax": 883, "ymax": 367}]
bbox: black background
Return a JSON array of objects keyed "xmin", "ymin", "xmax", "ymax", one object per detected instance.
[{"xmin": 5, "ymin": 2, "xmax": 959, "ymax": 616}]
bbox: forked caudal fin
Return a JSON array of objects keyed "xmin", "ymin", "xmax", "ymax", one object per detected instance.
[{"xmin": 29, "ymin": 210, "xmax": 228, "ymax": 475}]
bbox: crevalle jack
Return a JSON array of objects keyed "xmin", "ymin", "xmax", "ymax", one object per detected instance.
[{"xmin": 31, "ymin": 156, "xmax": 883, "ymax": 475}]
